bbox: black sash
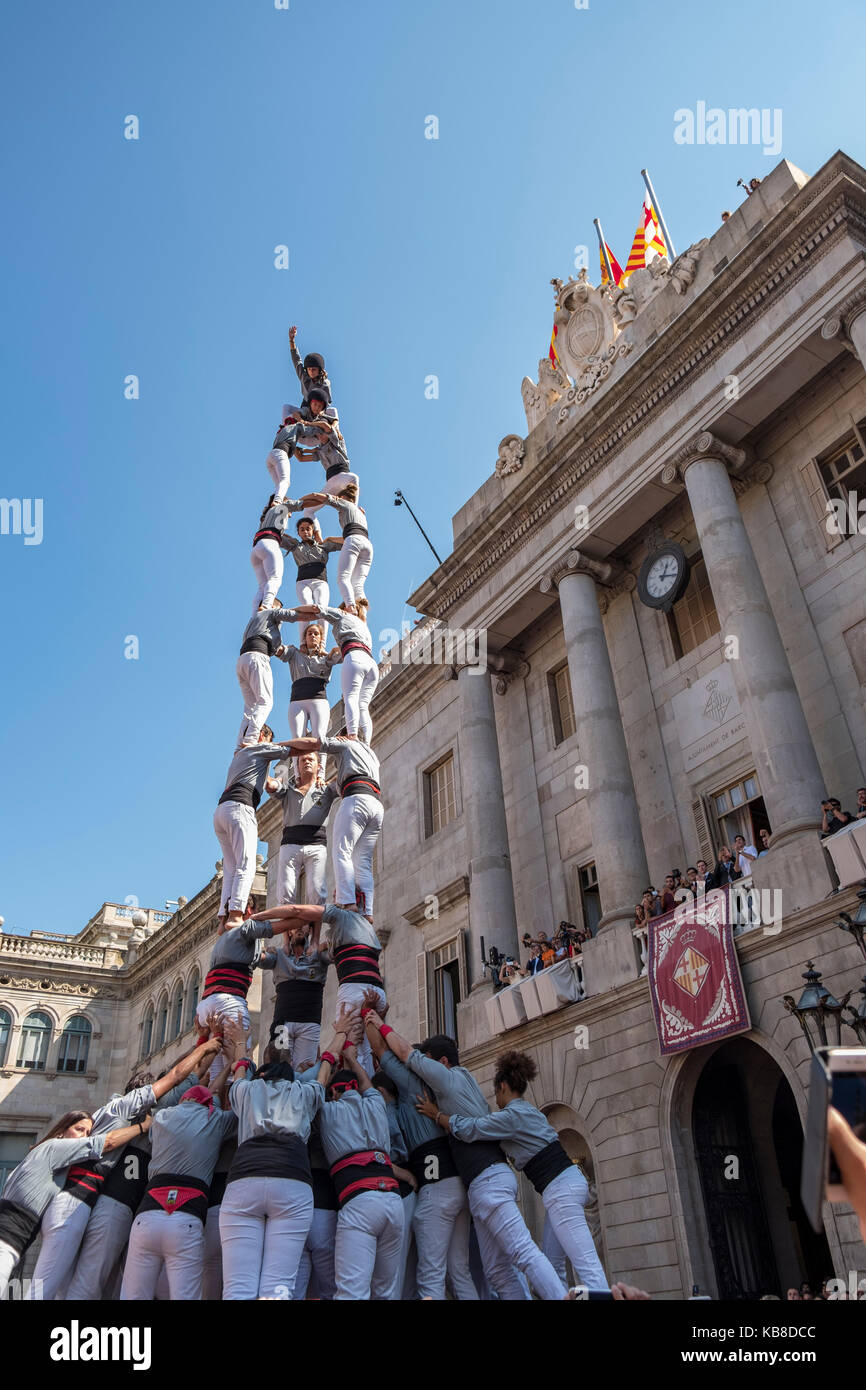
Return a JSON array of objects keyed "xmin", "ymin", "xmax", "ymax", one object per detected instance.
[
  {"xmin": 290, "ymin": 676, "xmax": 327, "ymax": 701},
  {"xmin": 408, "ymin": 1135, "xmax": 459, "ymax": 1187},
  {"xmin": 272, "ymin": 978, "xmax": 325, "ymax": 1026},
  {"xmin": 310, "ymin": 1167, "xmax": 338, "ymax": 1211},
  {"xmin": 218, "ymin": 784, "xmax": 261, "ymax": 810},
  {"xmin": 240, "ymin": 635, "xmax": 272, "ymax": 657},
  {"xmin": 227, "ymin": 1134, "xmax": 312, "ymax": 1186},
  {"xmin": 447, "ymin": 1136, "xmax": 506, "ymax": 1189},
  {"xmin": 522, "ymin": 1140, "xmax": 573, "ymax": 1195},
  {"xmin": 340, "ymin": 774, "xmax": 380, "ymax": 801},
  {"xmin": 342, "ymin": 522, "xmax": 368, "ymax": 539},
  {"xmin": 333, "ymin": 941, "xmax": 383, "ymax": 988},
  {"xmin": 202, "ymin": 963, "xmax": 253, "ymax": 1001},
  {"xmin": 99, "ymin": 1143, "xmax": 151, "ymax": 1213},
  {"xmin": 297, "ymin": 561, "xmax": 326, "ymax": 580},
  {"xmin": 0, "ymin": 1198, "xmax": 40, "ymax": 1256},
  {"xmin": 253, "ymin": 528, "xmax": 283, "ymax": 546},
  {"xmin": 140, "ymin": 1171, "xmax": 210, "ymax": 1224},
  {"xmin": 281, "ymin": 822, "xmax": 327, "ymax": 847},
  {"xmin": 209, "ymin": 1170, "xmax": 229, "ymax": 1209},
  {"xmin": 327, "ymin": 462, "xmax": 349, "ymax": 479}
]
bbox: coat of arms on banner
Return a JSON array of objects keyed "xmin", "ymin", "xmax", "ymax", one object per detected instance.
[{"xmin": 647, "ymin": 888, "xmax": 751, "ymax": 1055}]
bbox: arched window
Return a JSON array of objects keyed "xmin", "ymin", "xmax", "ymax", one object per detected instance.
[
  {"xmin": 184, "ymin": 969, "xmax": 200, "ymax": 1031},
  {"xmin": 141, "ymin": 1005, "xmax": 154, "ymax": 1058},
  {"xmin": 58, "ymin": 1017, "xmax": 92, "ymax": 1074},
  {"xmin": 17, "ymin": 1012, "xmax": 52, "ymax": 1070},
  {"xmin": 0, "ymin": 1009, "xmax": 11, "ymax": 1067},
  {"xmin": 171, "ymin": 982, "xmax": 184, "ymax": 1040},
  {"xmin": 155, "ymin": 994, "xmax": 169, "ymax": 1051}
]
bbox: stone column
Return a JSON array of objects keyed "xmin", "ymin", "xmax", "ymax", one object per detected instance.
[
  {"xmin": 456, "ymin": 663, "xmax": 520, "ymax": 981},
  {"xmin": 821, "ymin": 288, "xmax": 866, "ymax": 372},
  {"xmin": 541, "ymin": 552, "xmax": 650, "ymax": 930},
  {"xmin": 665, "ymin": 432, "xmax": 825, "ymax": 847}
]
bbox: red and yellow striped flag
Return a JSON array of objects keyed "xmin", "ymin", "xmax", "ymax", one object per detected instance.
[
  {"xmin": 624, "ymin": 195, "xmax": 667, "ymax": 278},
  {"xmin": 599, "ymin": 242, "xmax": 625, "ymax": 287},
  {"xmin": 548, "ymin": 321, "xmax": 559, "ymax": 364}
]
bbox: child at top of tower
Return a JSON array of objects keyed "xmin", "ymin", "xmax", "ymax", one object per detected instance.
[{"xmin": 289, "ymin": 325, "xmax": 332, "ymax": 406}]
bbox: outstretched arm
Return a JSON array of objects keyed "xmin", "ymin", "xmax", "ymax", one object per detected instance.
[
  {"xmin": 152, "ymin": 1039, "xmax": 221, "ymax": 1101},
  {"xmin": 248, "ymin": 904, "xmax": 325, "ymax": 926},
  {"xmin": 364, "ymin": 1010, "xmax": 411, "ymax": 1065},
  {"xmin": 341, "ymin": 1039, "xmax": 373, "ymax": 1093}
]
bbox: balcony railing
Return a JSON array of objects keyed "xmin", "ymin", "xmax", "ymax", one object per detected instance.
[{"xmin": 0, "ymin": 935, "xmax": 107, "ymax": 966}]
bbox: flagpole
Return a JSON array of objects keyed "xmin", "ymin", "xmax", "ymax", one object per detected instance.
[
  {"xmin": 640, "ymin": 168, "xmax": 676, "ymax": 261},
  {"xmin": 593, "ymin": 218, "xmax": 616, "ymax": 287}
]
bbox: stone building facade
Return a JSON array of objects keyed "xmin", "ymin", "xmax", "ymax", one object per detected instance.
[{"xmin": 2, "ymin": 148, "xmax": 866, "ymax": 1298}]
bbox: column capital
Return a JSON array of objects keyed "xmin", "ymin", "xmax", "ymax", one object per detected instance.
[
  {"xmin": 661, "ymin": 431, "xmax": 750, "ymax": 485},
  {"xmin": 821, "ymin": 284, "xmax": 866, "ymax": 354},
  {"xmin": 540, "ymin": 548, "xmax": 622, "ymax": 593}
]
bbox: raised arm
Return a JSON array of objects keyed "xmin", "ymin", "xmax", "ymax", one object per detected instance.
[
  {"xmin": 364, "ymin": 1011, "xmax": 412, "ymax": 1065},
  {"xmin": 102, "ymin": 1114, "xmax": 154, "ymax": 1153},
  {"xmin": 315, "ymin": 1005, "xmax": 357, "ymax": 1086},
  {"xmin": 341, "ymin": 1039, "xmax": 373, "ymax": 1093},
  {"xmin": 248, "ymin": 904, "xmax": 325, "ymax": 926},
  {"xmin": 152, "ymin": 1039, "xmax": 222, "ymax": 1101}
]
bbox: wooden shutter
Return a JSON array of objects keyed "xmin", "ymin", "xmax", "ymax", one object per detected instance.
[
  {"xmin": 691, "ymin": 795, "xmax": 716, "ymax": 864},
  {"xmin": 416, "ymin": 952, "xmax": 429, "ymax": 1042},
  {"xmin": 799, "ymin": 456, "xmax": 842, "ymax": 551},
  {"xmin": 456, "ymin": 928, "xmax": 469, "ymax": 999}
]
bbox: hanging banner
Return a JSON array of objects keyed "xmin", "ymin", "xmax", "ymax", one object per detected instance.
[{"xmin": 647, "ymin": 888, "xmax": 751, "ymax": 1055}]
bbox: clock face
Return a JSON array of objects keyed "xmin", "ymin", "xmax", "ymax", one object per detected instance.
[{"xmin": 645, "ymin": 552, "xmax": 681, "ymax": 598}]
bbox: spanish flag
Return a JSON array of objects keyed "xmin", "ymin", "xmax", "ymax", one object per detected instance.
[
  {"xmin": 599, "ymin": 242, "xmax": 625, "ymax": 287},
  {"xmin": 624, "ymin": 195, "xmax": 667, "ymax": 278}
]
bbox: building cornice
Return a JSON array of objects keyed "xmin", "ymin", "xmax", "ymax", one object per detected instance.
[{"xmin": 403, "ymin": 876, "xmax": 471, "ymax": 928}]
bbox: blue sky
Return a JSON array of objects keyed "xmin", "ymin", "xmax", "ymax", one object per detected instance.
[{"xmin": 0, "ymin": 0, "xmax": 862, "ymax": 934}]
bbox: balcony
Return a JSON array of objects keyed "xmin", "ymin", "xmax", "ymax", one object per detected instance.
[{"xmin": 0, "ymin": 935, "xmax": 107, "ymax": 967}]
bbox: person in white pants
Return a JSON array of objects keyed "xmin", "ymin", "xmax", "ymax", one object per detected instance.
[
  {"xmin": 269, "ymin": 751, "xmax": 337, "ymax": 906},
  {"xmin": 283, "ymin": 517, "xmax": 341, "ymax": 636},
  {"xmin": 195, "ymin": 918, "xmax": 278, "ymax": 1089},
  {"xmin": 366, "ymin": 1021, "xmax": 478, "ymax": 1301},
  {"xmin": 291, "ymin": 1125, "xmax": 338, "ymax": 1300},
  {"xmin": 214, "ymin": 728, "xmax": 295, "ymax": 929},
  {"xmin": 0, "ymin": 1111, "xmax": 145, "ymax": 1301},
  {"xmin": 316, "ymin": 1039, "xmax": 404, "ymax": 1301},
  {"xmin": 368, "ymin": 1019, "xmax": 570, "ymax": 1301},
  {"xmin": 370, "ymin": 1071, "xmax": 419, "ymax": 1298},
  {"xmin": 250, "ymin": 495, "xmax": 303, "ymax": 612},
  {"xmin": 276, "ymin": 625, "xmax": 341, "ymax": 743},
  {"xmin": 301, "ymin": 602, "xmax": 377, "ymax": 741},
  {"xmin": 236, "ymin": 601, "xmax": 301, "ymax": 748},
  {"xmin": 120, "ymin": 1085, "xmax": 236, "ymax": 1301},
  {"xmin": 256, "ymin": 928, "xmax": 331, "ymax": 1071},
  {"xmin": 302, "ymin": 484, "xmax": 372, "ymax": 606},
  {"xmin": 420, "ymin": 1048, "xmax": 609, "ymax": 1293}
]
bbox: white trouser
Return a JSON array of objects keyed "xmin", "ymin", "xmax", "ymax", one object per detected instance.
[
  {"xmin": 332, "ymin": 793, "xmax": 383, "ymax": 913},
  {"xmin": 398, "ymin": 1190, "xmax": 416, "ymax": 1296},
  {"xmin": 294, "ymin": 577, "xmax": 329, "ymax": 638},
  {"xmin": 271, "ymin": 1020, "xmax": 321, "ymax": 1070},
  {"xmin": 236, "ymin": 651, "xmax": 274, "ymax": 748},
  {"xmin": 219, "ymin": 1176, "xmax": 314, "ymax": 1300},
  {"xmin": 334, "ymin": 1191, "xmax": 404, "ymax": 1301},
  {"xmin": 336, "ymin": 534, "xmax": 374, "ymax": 605},
  {"xmin": 468, "ymin": 1164, "xmax": 566, "ymax": 1302},
  {"xmin": 413, "ymin": 1174, "xmax": 478, "ymax": 1300},
  {"xmin": 202, "ymin": 1204, "xmax": 223, "ymax": 1300},
  {"xmin": 0, "ymin": 1239, "xmax": 20, "ymax": 1299},
  {"xmin": 292, "ymin": 1207, "xmax": 337, "ymax": 1300},
  {"xmin": 251, "ymin": 538, "xmax": 284, "ymax": 611},
  {"xmin": 288, "ymin": 698, "xmax": 330, "ymax": 742},
  {"xmin": 65, "ymin": 1193, "xmax": 134, "ymax": 1300},
  {"xmin": 277, "ymin": 842, "xmax": 327, "ymax": 906},
  {"xmin": 120, "ymin": 1209, "xmax": 204, "ymax": 1300},
  {"xmin": 542, "ymin": 1214, "xmax": 568, "ymax": 1287},
  {"xmin": 302, "ymin": 472, "xmax": 361, "ymax": 521},
  {"xmin": 340, "ymin": 649, "xmax": 378, "ymax": 740},
  {"xmin": 542, "ymin": 1167, "xmax": 608, "ymax": 1291},
  {"xmin": 27, "ymin": 1190, "xmax": 91, "ymax": 1299},
  {"xmin": 213, "ymin": 800, "xmax": 259, "ymax": 916},
  {"xmin": 196, "ymin": 993, "xmax": 252, "ymax": 1085},
  {"xmin": 334, "ymin": 983, "xmax": 386, "ymax": 1075},
  {"xmin": 266, "ymin": 447, "xmax": 291, "ymax": 502}
]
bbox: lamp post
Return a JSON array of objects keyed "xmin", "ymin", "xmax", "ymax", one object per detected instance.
[
  {"xmin": 394, "ymin": 490, "xmax": 443, "ymax": 566},
  {"xmin": 782, "ymin": 961, "xmax": 849, "ymax": 1052},
  {"xmin": 836, "ymin": 883, "xmax": 866, "ymax": 963},
  {"xmin": 843, "ymin": 975, "xmax": 866, "ymax": 1044}
]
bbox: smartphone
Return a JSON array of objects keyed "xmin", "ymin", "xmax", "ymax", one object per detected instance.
[{"xmin": 801, "ymin": 1046, "xmax": 866, "ymax": 1230}]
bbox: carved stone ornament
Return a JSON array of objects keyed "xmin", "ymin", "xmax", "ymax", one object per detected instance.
[
  {"xmin": 821, "ymin": 286, "xmax": 866, "ymax": 354},
  {"xmin": 0, "ymin": 975, "xmax": 116, "ymax": 998},
  {"xmin": 662, "ymin": 431, "xmax": 750, "ymax": 484},
  {"xmin": 668, "ymin": 239, "xmax": 710, "ymax": 295},
  {"xmin": 495, "ymin": 434, "xmax": 526, "ymax": 478},
  {"xmin": 521, "ymin": 356, "xmax": 570, "ymax": 432}
]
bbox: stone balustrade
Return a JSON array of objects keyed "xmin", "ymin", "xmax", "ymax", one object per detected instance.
[{"xmin": 0, "ymin": 935, "xmax": 107, "ymax": 966}]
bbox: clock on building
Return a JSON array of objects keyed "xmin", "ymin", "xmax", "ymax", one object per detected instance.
[{"xmin": 636, "ymin": 542, "xmax": 690, "ymax": 611}]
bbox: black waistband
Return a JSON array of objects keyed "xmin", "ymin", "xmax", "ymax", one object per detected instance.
[
  {"xmin": 99, "ymin": 1143, "xmax": 151, "ymax": 1212},
  {"xmin": 333, "ymin": 941, "xmax": 382, "ymax": 988},
  {"xmin": 340, "ymin": 640, "xmax": 372, "ymax": 659},
  {"xmin": 218, "ymin": 785, "xmax": 261, "ymax": 810},
  {"xmin": 203, "ymin": 964, "xmax": 253, "ymax": 1000},
  {"xmin": 310, "ymin": 1166, "xmax": 338, "ymax": 1211},
  {"xmin": 342, "ymin": 523, "xmax": 368, "ymax": 539},
  {"xmin": 241, "ymin": 636, "xmax": 272, "ymax": 657},
  {"xmin": 227, "ymin": 1134, "xmax": 312, "ymax": 1186},
  {"xmin": 296, "ymin": 561, "xmax": 327, "ymax": 580},
  {"xmin": 254, "ymin": 528, "xmax": 282, "ymax": 546},
  {"xmin": 408, "ymin": 1135, "xmax": 459, "ymax": 1187},
  {"xmin": 290, "ymin": 676, "xmax": 328, "ymax": 702},
  {"xmin": 141, "ymin": 1172, "xmax": 210, "ymax": 1224},
  {"xmin": 208, "ymin": 1170, "xmax": 229, "ymax": 1209},
  {"xmin": 272, "ymin": 979, "xmax": 325, "ymax": 1026},
  {"xmin": 281, "ymin": 821, "xmax": 327, "ymax": 846},
  {"xmin": 330, "ymin": 1151, "xmax": 397, "ymax": 1207},
  {"xmin": 340, "ymin": 775, "xmax": 380, "ymax": 800},
  {"xmin": 522, "ymin": 1140, "xmax": 573, "ymax": 1194},
  {"xmin": 0, "ymin": 1198, "xmax": 40, "ymax": 1256},
  {"xmin": 327, "ymin": 462, "xmax": 350, "ymax": 479},
  {"xmin": 448, "ymin": 1136, "xmax": 507, "ymax": 1188},
  {"xmin": 64, "ymin": 1158, "xmax": 112, "ymax": 1209}
]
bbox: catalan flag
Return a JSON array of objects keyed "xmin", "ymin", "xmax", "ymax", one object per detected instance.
[
  {"xmin": 548, "ymin": 321, "xmax": 560, "ymax": 364},
  {"xmin": 624, "ymin": 194, "xmax": 667, "ymax": 278},
  {"xmin": 599, "ymin": 242, "xmax": 625, "ymax": 287}
]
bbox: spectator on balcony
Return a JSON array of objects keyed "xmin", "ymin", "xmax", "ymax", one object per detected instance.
[
  {"xmin": 643, "ymin": 887, "xmax": 662, "ymax": 918},
  {"xmin": 525, "ymin": 944, "xmax": 545, "ymax": 977},
  {"xmin": 498, "ymin": 957, "xmax": 524, "ymax": 986},
  {"xmin": 820, "ymin": 798, "xmax": 853, "ymax": 837},
  {"xmin": 660, "ymin": 875, "xmax": 677, "ymax": 915},
  {"xmin": 712, "ymin": 846, "xmax": 742, "ymax": 887},
  {"xmin": 854, "ymin": 787, "xmax": 866, "ymax": 819},
  {"xmin": 732, "ymin": 834, "xmax": 757, "ymax": 877},
  {"xmin": 633, "ymin": 902, "xmax": 648, "ymax": 931},
  {"xmin": 695, "ymin": 860, "xmax": 714, "ymax": 894},
  {"xmin": 757, "ymin": 828, "xmax": 772, "ymax": 858},
  {"xmin": 685, "ymin": 867, "xmax": 699, "ymax": 898}
]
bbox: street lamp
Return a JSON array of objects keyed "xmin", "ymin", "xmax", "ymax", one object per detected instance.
[
  {"xmin": 782, "ymin": 961, "xmax": 849, "ymax": 1052},
  {"xmin": 836, "ymin": 882, "xmax": 866, "ymax": 963},
  {"xmin": 843, "ymin": 975, "xmax": 866, "ymax": 1045},
  {"xmin": 394, "ymin": 490, "xmax": 443, "ymax": 566}
]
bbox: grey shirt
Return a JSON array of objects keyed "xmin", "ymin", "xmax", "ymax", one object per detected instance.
[
  {"xmin": 257, "ymin": 946, "xmax": 331, "ymax": 987},
  {"xmin": 270, "ymin": 777, "xmax": 339, "ymax": 836},
  {"xmin": 304, "ymin": 428, "xmax": 352, "ymax": 476},
  {"xmin": 449, "ymin": 1098, "xmax": 560, "ymax": 1169},
  {"xmin": 321, "ymin": 905, "xmax": 381, "ymax": 953},
  {"xmin": 383, "ymin": 1101, "xmax": 409, "ymax": 1167},
  {"xmin": 379, "ymin": 1052, "xmax": 441, "ymax": 1155},
  {"xmin": 229, "ymin": 1077, "xmax": 324, "ymax": 1145},
  {"xmin": 330, "ymin": 498, "xmax": 367, "ymax": 534},
  {"xmin": 405, "ymin": 1052, "xmax": 491, "ymax": 1120},
  {"xmin": 317, "ymin": 608, "xmax": 373, "ymax": 654},
  {"xmin": 283, "ymin": 536, "xmax": 342, "ymax": 572},
  {"xmin": 240, "ymin": 606, "xmax": 300, "ymax": 657},
  {"xmin": 207, "ymin": 921, "xmax": 275, "ymax": 973},
  {"xmin": 219, "ymin": 743, "xmax": 286, "ymax": 809},
  {"xmin": 317, "ymin": 1088, "xmax": 391, "ymax": 1167},
  {"xmin": 148, "ymin": 1101, "xmax": 237, "ymax": 1184},
  {"xmin": 255, "ymin": 498, "xmax": 303, "ymax": 551},
  {"xmin": 290, "ymin": 342, "xmax": 332, "ymax": 405},
  {"xmin": 319, "ymin": 734, "xmax": 380, "ymax": 789},
  {"xmin": 276, "ymin": 646, "xmax": 339, "ymax": 688},
  {"xmin": 2, "ymin": 1134, "xmax": 108, "ymax": 1219}
]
